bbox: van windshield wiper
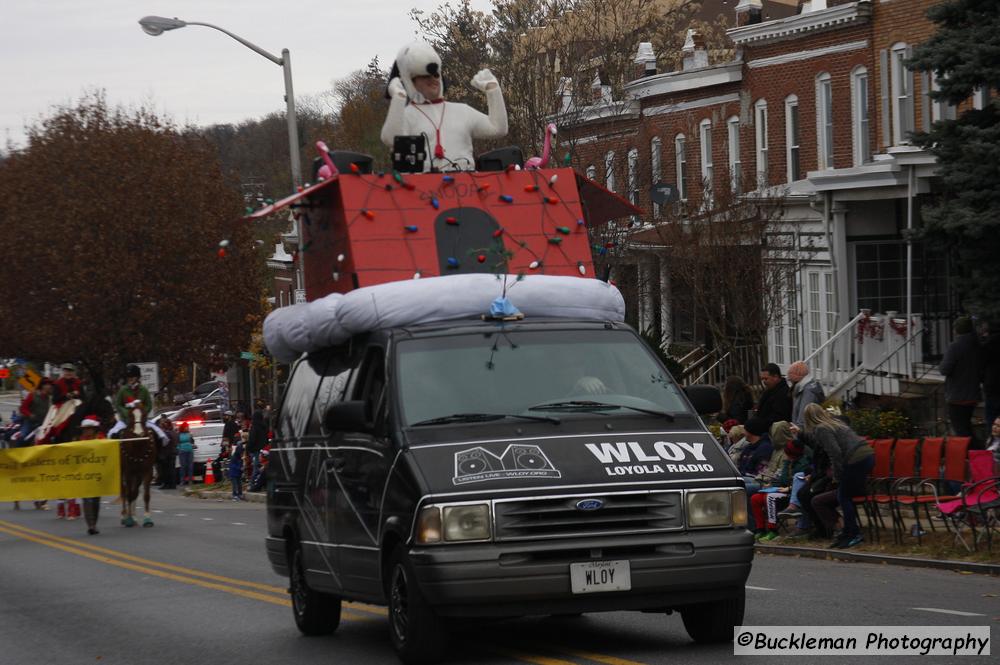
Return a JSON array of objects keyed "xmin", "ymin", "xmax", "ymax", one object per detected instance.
[
  {"xmin": 527, "ymin": 400, "xmax": 674, "ymax": 420},
  {"xmin": 409, "ymin": 412, "xmax": 560, "ymax": 427}
]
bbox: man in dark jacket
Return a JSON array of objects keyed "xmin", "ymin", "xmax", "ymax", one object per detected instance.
[
  {"xmin": 754, "ymin": 363, "xmax": 792, "ymax": 427},
  {"xmin": 246, "ymin": 402, "xmax": 269, "ymax": 484},
  {"xmin": 940, "ymin": 317, "xmax": 983, "ymax": 447}
]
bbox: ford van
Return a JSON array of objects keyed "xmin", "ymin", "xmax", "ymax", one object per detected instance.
[{"xmin": 265, "ymin": 315, "xmax": 753, "ymax": 663}]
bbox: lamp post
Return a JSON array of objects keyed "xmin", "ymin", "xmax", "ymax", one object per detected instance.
[{"xmin": 139, "ymin": 15, "xmax": 304, "ymax": 293}]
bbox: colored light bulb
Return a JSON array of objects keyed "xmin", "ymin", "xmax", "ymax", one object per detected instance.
[
  {"xmin": 545, "ymin": 197, "xmax": 559, "ymax": 205},
  {"xmin": 404, "ymin": 225, "xmax": 418, "ymax": 232},
  {"xmin": 529, "ymin": 260, "xmax": 541, "ymax": 270},
  {"xmin": 446, "ymin": 217, "xmax": 459, "ymax": 225},
  {"xmin": 447, "ymin": 257, "xmax": 460, "ymax": 268},
  {"xmin": 525, "ymin": 185, "xmax": 539, "ymax": 192},
  {"xmin": 477, "ymin": 254, "xmax": 486, "ymax": 263},
  {"xmin": 548, "ymin": 237, "xmax": 562, "ymax": 244},
  {"xmin": 492, "ymin": 228, "xmax": 504, "ymax": 238},
  {"xmin": 431, "ymin": 197, "xmax": 440, "ymax": 209},
  {"xmin": 362, "ymin": 209, "xmax": 375, "ymax": 220},
  {"xmin": 577, "ymin": 262, "xmax": 586, "ymax": 275},
  {"xmin": 556, "ymin": 226, "xmax": 570, "ymax": 235},
  {"xmin": 499, "ymin": 194, "xmax": 513, "ymax": 203}
]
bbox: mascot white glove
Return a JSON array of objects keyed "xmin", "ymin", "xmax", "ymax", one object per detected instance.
[
  {"xmin": 470, "ymin": 69, "xmax": 499, "ymax": 92},
  {"xmin": 387, "ymin": 77, "xmax": 407, "ymax": 100}
]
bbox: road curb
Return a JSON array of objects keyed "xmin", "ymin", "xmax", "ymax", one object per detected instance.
[
  {"xmin": 183, "ymin": 488, "xmax": 266, "ymax": 503},
  {"xmin": 756, "ymin": 543, "xmax": 1000, "ymax": 576}
]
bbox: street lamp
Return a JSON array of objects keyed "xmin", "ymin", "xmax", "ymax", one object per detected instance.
[{"xmin": 138, "ymin": 15, "xmax": 305, "ymax": 294}]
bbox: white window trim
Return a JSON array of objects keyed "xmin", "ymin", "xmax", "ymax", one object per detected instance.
[
  {"xmin": 850, "ymin": 66, "xmax": 871, "ymax": 166},
  {"xmin": 754, "ymin": 100, "xmax": 768, "ymax": 188},
  {"xmin": 816, "ymin": 73, "xmax": 834, "ymax": 170},
  {"xmin": 586, "ymin": 164, "xmax": 597, "ymax": 180},
  {"xmin": 650, "ymin": 137, "xmax": 662, "ymax": 218},
  {"xmin": 604, "ymin": 151, "xmax": 615, "ymax": 192},
  {"xmin": 699, "ymin": 119, "xmax": 713, "ymax": 197},
  {"xmin": 930, "ymin": 74, "xmax": 956, "ymax": 122},
  {"xmin": 727, "ymin": 115, "xmax": 741, "ymax": 194},
  {"xmin": 785, "ymin": 94, "xmax": 800, "ymax": 184},
  {"xmin": 890, "ymin": 42, "xmax": 914, "ymax": 145},
  {"xmin": 675, "ymin": 134, "xmax": 687, "ymax": 201},
  {"xmin": 627, "ymin": 147, "xmax": 639, "ymax": 222}
]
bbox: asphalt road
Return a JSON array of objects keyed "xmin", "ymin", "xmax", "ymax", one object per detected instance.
[{"xmin": 0, "ymin": 490, "xmax": 996, "ymax": 665}]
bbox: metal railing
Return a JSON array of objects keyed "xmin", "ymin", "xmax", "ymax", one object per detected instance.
[{"xmin": 803, "ymin": 311, "xmax": 868, "ymax": 397}]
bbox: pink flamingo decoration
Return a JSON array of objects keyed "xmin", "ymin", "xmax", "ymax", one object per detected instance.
[
  {"xmin": 525, "ymin": 123, "xmax": 557, "ymax": 170},
  {"xmin": 316, "ymin": 140, "xmax": 339, "ymax": 180}
]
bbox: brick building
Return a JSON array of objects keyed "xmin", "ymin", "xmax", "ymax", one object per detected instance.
[{"xmin": 559, "ymin": 0, "xmax": 972, "ymax": 390}]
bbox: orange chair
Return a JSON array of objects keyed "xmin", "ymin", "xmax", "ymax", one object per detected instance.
[
  {"xmin": 891, "ymin": 437, "xmax": 944, "ymax": 544},
  {"xmin": 871, "ymin": 438, "xmax": 918, "ymax": 542},
  {"xmin": 853, "ymin": 439, "xmax": 894, "ymax": 540}
]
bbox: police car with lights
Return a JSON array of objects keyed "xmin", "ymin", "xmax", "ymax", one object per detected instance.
[{"xmin": 263, "ymin": 274, "xmax": 753, "ymax": 664}]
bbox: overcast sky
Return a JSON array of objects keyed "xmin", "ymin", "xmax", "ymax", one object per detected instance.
[{"xmin": 0, "ymin": 0, "xmax": 492, "ymax": 149}]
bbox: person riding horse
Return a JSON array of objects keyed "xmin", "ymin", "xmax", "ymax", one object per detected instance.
[{"xmin": 114, "ymin": 366, "xmax": 157, "ymax": 528}]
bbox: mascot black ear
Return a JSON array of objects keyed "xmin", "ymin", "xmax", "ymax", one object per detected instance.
[{"xmin": 385, "ymin": 61, "xmax": 401, "ymax": 100}]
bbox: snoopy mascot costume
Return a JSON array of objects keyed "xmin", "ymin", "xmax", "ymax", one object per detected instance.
[{"xmin": 381, "ymin": 41, "xmax": 508, "ymax": 172}]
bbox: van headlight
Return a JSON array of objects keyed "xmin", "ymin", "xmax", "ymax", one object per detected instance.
[
  {"xmin": 687, "ymin": 490, "xmax": 736, "ymax": 527},
  {"xmin": 415, "ymin": 503, "xmax": 492, "ymax": 544},
  {"xmin": 443, "ymin": 504, "xmax": 491, "ymax": 541}
]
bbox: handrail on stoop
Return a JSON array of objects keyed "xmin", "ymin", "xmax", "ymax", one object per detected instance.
[
  {"xmin": 803, "ymin": 311, "xmax": 867, "ymax": 366},
  {"xmin": 841, "ymin": 326, "xmax": 927, "ymax": 400}
]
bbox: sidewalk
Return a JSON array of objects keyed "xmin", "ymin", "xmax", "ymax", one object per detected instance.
[{"xmin": 182, "ymin": 483, "xmax": 266, "ymax": 503}]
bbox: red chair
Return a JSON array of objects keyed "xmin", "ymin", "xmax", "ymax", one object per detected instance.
[
  {"xmin": 853, "ymin": 439, "xmax": 894, "ymax": 540},
  {"xmin": 871, "ymin": 438, "xmax": 918, "ymax": 542},
  {"xmin": 891, "ymin": 437, "xmax": 943, "ymax": 544}
]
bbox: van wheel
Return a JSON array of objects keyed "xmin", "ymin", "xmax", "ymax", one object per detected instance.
[
  {"xmin": 387, "ymin": 548, "xmax": 448, "ymax": 664},
  {"xmin": 289, "ymin": 546, "xmax": 341, "ymax": 636},
  {"xmin": 680, "ymin": 592, "xmax": 745, "ymax": 644}
]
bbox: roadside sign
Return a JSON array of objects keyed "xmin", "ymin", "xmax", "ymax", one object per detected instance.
[
  {"xmin": 294, "ymin": 288, "xmax": 306, "ymax": 304},
  {"xmin": 134, "ymin": 362, "xmax": 160, "ymax": 394},
  {"xmin": 239, "ymin": 351, "xmax": 258, "ymax": 361},
  {"xmin": 18, "ymin": 368, "xmax": 41, "ymax": 391}
]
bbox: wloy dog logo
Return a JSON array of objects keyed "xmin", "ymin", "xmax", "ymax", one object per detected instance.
[{"xmin": 453, "ymin": 445, "xmax": 561, "ymax": 485}]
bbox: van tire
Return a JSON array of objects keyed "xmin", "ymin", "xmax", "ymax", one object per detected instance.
[
  {"xmin": 680, "ymin": 592, "xmax": 745, "ymax": 644},
  {"xmin": 387, "ymin": 547, "xmax": 448, "ymax": 664},
  {"xmin": 289, "ymin": 546, "xmax": 342, "ymax": 636}
]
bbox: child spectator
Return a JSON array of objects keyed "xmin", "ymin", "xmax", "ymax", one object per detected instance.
[{"xmin": 229, "ymin": 434, "xmax": 246, "ymax": 501}]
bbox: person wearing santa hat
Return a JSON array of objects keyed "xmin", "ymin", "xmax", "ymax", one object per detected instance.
[
  {"xmin": 381, "ymin": 40, "xmax": 507, "ymax": 172},
  {"xmin": 78, "ymin": 415, "xmax": 105, "ymax": 535}
]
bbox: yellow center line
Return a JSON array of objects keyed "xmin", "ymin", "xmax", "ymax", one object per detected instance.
[
  {"xmin": 0, "ymin": 520, "xmax": 649, "ymax": 665},
  {"xmin": 0, "ymin": 518, "xmax": 385, "ymax": 617},
  {"xmin": 0, "ymin": 522, "xmax": 374, "ymax": 620}
]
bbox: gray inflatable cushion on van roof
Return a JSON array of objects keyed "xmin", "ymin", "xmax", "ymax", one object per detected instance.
[{"xmin": 263, "ymin": 274, "xmax": 625, "ymax": 362}]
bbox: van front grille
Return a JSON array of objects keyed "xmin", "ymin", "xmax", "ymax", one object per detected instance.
[{"xmin": 492, "ymin": 491, "xmax": 683, "ymax": 541}]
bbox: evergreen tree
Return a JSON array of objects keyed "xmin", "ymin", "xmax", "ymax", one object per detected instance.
[{"xmin": 909, "ymin": 0, "xmax": 1000, "ymax": 320}]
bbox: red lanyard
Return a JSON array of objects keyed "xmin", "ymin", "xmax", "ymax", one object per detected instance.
[{"xmin": 413, "ymin": 102, "xmax": 446, "ymax": 160}]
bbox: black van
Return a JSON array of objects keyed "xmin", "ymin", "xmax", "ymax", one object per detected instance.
[{"xmin": 265, "ymin": 316, "xmax": 753, "ymax": 663}]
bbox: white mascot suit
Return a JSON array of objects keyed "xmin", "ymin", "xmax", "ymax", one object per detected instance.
[{"xmin": 381, "ymin": 41, "xmax": 508, "ymax": 172}]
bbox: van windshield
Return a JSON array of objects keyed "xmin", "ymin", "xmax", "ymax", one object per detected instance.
[{"xmin": 395, "ymin": 329, "xmax": 690, "ymax": 427}]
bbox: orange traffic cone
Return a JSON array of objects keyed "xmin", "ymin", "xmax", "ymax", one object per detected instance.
[{"xmin": 204, "ymin": 463, "xmax": 215, "ymax": 485}]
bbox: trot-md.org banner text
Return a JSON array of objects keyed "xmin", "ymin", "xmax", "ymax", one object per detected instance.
[{"xmin": 0, "ymin": 440, "xmax": 121, "ymax": 501}]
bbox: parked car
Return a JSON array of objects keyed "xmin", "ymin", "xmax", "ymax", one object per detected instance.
[
  {"xmin": 183, "ymin": 387, "xmax": 229, "ymax": 408},
  {"xmin": 174, "ymin": 420, "xmax": 227, "ymax": 481},
  {"xmin": 170, "ymin": 404, "xmax": 222, "ymax": 426},
  {"xmin": 172, "ymin": 380, "xmax": 225, "ymax": 406}
]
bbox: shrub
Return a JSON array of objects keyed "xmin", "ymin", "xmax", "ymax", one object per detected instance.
[{"xmin": 846, "ymin": 408, "xmax": 913, "ymax": 439}]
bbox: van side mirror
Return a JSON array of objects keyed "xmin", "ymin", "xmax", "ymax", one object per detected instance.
[
  {"xmin": 324, "ymin": 401, "xmax": 370, "ymax": 432},
  {"xmin": 684, "ymin": 384, "xmax": 722, "ymax": 415}
]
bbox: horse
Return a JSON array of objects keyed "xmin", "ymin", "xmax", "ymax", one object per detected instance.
[{"xmin": 116, "ymin": 401, "xmax": 157, "ymax": 528}]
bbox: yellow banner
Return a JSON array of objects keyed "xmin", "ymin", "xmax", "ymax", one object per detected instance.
[{"xmin": 0, "ymin": 440, "xmax": 121, "ymax": 501}]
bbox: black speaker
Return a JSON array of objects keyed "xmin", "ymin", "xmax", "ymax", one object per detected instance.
[
  {"xmin": 311, "ymin": 150, "xmax": 374, "ymax": 180},
  {"xmin": 475, "ymin": 146, "xmax": 524, "ymax": 172},
  {"xmin": 392, "ymin": 135, "xmax": 427, "ymax": 173}
]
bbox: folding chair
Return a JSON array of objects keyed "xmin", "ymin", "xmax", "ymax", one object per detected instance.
[
  {"xmin": 922, "ymin": 449, "xmax": 997, "ymax": 552},
  {"xmin": 853, "ymin": 438, "xmax": 894, "ymax": 541},
  {"xmin": 870, "ymin": 438, "xmax": 918, "ymax": 543},
  {"xmin": 890, "ymin": 437, "xmax": 943, "ymax": 544}
]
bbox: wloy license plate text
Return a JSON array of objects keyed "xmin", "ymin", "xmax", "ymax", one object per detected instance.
[{"xmin": 570, "ymin": 560, "xmax": 631, "ymax": 594}]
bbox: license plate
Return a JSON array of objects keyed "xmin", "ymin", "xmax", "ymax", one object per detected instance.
[{"xmin": 569, "ymin": 560, "xmax": 631, "ymax": 594}]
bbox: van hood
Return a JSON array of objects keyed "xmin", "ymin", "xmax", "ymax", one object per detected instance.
[{"xmin": 405, "ymin": 430, "xmax": 737, "ymax": 495}]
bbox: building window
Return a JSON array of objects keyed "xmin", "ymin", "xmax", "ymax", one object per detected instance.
[
  {"xmin": 727, "ymin": 116, "xmax": 741, "ymax": 195},
  {"xmin": 891, "ymin": 42, "xmax": 914, "ymax": 144},
  {"xmin": 586, "ymin": 164, "xmax": 597, "ymax": 180},
  {"xmin": 699, "ymin": 119, "xmax": 713, "ymax": 200},
  {"xmin": 973, "ymin": 87, "xmax": 989, "ymax": 110},
  {"xmin": 930, "ymin": 74, "xmax": 956, "ymax": 122},
  {"xmin": 816, "ymin": 73, "xmax": 834, "ymax": 169},
  {"xmin": 627, "ymin": 147, "xmax": 639, "ymax": 224},
  {"xmin": 604, "ymin": 151, "xmax": 615, "ymax": 192},
  {"xmin": 650, "ymin": 137, "xmax": 662, "ymax": 218},
  {"xmin": 851, "ymin": 66, "xmax": 872, "ymax": 165},
  {"xmin": 754, "ymin": 100, "xmax": 768, "ymax": 187},
  {"xmin": 675, "ymin": 134, "xmax": 687, "ymax": 201},
  {"xmin": 785, "ymin": 95, "xmax": 800, "ymax": 183}
]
